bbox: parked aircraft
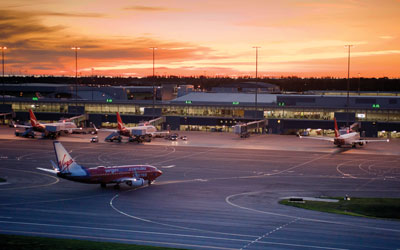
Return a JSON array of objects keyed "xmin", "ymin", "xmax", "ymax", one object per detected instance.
[
  {"xmin": 14, "ymin": 109, "xmax": 79, "ymax": 138},
  {"xmin": 300, "ymin": 118, "xmax": 389, "ymax": 147},
  {"xmin": 37, "ymin": 141, "xmax": 162, "ymax": 188},
  {"xmin": 104, "ymin": 112, "xmax": 168, "ymax": 142}
]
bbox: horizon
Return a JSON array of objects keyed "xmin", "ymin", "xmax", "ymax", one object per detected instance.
[{"xmin": 1, "ymin": 0, "xmax": 399, "ymax": 78}]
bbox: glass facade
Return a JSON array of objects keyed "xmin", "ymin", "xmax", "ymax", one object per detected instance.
[{"xmin": 8, "ymin": 100, "xmax": 400, "ymax": 122}]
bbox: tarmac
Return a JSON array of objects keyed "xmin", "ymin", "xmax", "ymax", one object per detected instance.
[{"xmin": 0, "ymin": 126, "xmax": 400, "ymax": 249}]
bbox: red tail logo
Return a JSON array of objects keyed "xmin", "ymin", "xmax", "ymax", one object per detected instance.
[
  {"xmin": 59, "ymin": 154, "xmax": 73, "ymax": 172},
  {"xmin": 334, "ymin": 117, "xmax": 339, "ymax": 138},
  {"xmin": 116, "ymin": 112, "xmax": 125, "ymax": 131},
  {"xmin": 29, "ymin": 109, "xmax": 39, "ymax": 127}
]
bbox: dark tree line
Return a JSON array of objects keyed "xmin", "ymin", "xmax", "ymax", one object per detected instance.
[{"xmin": 3, "ymin": 75, "xmax": 400, "ymax": 92}]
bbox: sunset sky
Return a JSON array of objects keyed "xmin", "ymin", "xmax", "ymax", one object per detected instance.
[{"xmin": 1, "ymin": 0, "xmax": 399, "ymax": 78}]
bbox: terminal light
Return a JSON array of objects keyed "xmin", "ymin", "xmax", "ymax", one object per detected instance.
[
  {"xmin": 278, "ymin": 102, "xmax": 285, "ymax": 106},
  {"xmin": 106, "ymin": 98, "xmax": 113, "ymax": 103},
  {"xmin": 32, "ymin": 97, "xmax": 38, "ymax": 101},
  {"xmin": 372, "ymin": 104, "xmax": 380, "ymax": 108},
  {"xmin": 185, "ymin": 100, "xmax": 192, "ymax": 104}
]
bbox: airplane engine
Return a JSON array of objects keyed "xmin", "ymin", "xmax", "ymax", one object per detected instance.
[{"xmin": 126, "ymin": 178, "xmax": 145, "ymax": 187}]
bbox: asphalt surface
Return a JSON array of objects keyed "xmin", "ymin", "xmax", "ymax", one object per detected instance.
[{"xmin": 0, "ymin": 127, "xmax": 400, "ymax": 249}]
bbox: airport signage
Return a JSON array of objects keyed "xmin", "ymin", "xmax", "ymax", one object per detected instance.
[
  {"xmin": 372, "ymin": 104, "xmax": 380, "ymax": 108},
  {"xmin": 278, "ymin": 102, "xmax": 285, "ymax": 106},
  {"xmin": 232, "ymin": 101, "xmax": 239, "ymax": 105},
  {"xmin": 185, "ymin": 100, "xmax": 192, "ymax": 104},
  {"xmin": 106, "ymin": 99, "xmax": 113, "ymax": 103},
  {"xmin": 32, "ymin": 97, "xmax": 38, "ymax": 101}
]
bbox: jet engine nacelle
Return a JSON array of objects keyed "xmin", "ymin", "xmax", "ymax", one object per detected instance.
[{"xmin": 125, "ymin": 178, "xmax": 145, "ymax": 187}]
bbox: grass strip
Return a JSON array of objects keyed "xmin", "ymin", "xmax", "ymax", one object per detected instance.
[
  {"xmin": 0, "ymin": 234, "xmax": 186, "ymax": 250},
  {"xmin": 279, "ymin": 197, "xmax": 400, "ymax": 220}
]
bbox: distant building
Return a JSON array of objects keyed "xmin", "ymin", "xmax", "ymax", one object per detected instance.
[{"xmin": 211, "ymin": 81, "xmax": 280, "ymax": 93}]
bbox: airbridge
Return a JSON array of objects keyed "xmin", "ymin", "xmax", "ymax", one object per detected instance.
[{"xmin": 233, "ymin": 119, "xmax": 267, "ymax": 138}]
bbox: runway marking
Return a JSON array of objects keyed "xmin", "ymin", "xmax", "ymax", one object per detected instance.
[
  {"xmin": 150, "ymin": 146, "xmax": 220, "ymax": 165},
  {"xmin": 109, "ymin": 192, "xmax": 255, "ymax": 238},
  {"xmin": 336, "ymin": 161, "xmax": 358, "ymax": 179},
  {"xmin": 0, "ymin": 224, "xmax": 351, "ymax": 250},
  {"xmin": 0, "ymin": 229, "xmax": 238, "ymax": 250},
  {"xmin": 0, "ymin": 168, "xmax": 59, "ymax": 191},
  {"xmin": 0, "ymin": 193, "xmax": 110, "ymax": 207},
  {"xmin": 265, "ymin": 153, "xmax": 329, "ymax": 176},
  {"xmin": 0, "ymin": 216, "xmax": 12, "ymax": 219},
  {"xmin": 240, "ymin": 218, "xmax": 300, "ymax": 250},
  {"xmin": 225, "ymin": 190, "xmax": 400, "ymax": 233}
]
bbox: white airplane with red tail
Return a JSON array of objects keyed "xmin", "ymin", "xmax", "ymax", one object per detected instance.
[
  {"xmin": 14, "ymin": 109, "xmax": 79, "ymax": 138},
  {"xmin": 300, "ymin": 118, "xmax": 389, "ymax": 148},
  {"xmin": 37, "ymin": 141, "xmax": 162, "ymax": 188},
  {"xmin": 104, "ymin": 112, "xmax": 168, "ymax": 142}
]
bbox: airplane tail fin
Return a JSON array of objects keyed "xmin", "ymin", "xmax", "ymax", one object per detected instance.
[
  {"xmin": 29, "ymin": 109, "xmax": 39, "ymax": 127},
  {"xmin": 53, "ymin": 141, "xmax": 87, "ymax": 176},
  {"xmin": 116, "ymin": 112, "xmax": 125, "ymax": 131},
  {"xmin": 334, "ymin": 117, "xmax": 340, "ymax": 138}
]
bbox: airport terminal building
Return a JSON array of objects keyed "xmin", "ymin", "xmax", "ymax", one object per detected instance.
[{"xmin": 1, "ymin": 83, "xmax": 400, "ymax": 137}]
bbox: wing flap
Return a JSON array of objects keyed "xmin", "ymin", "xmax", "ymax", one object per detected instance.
[{"xmin": 299, "ymin": 136, "xmax": 334, "ymax": 142}]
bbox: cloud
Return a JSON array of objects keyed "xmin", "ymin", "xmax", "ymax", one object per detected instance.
[
  {"xmin": 379, "ymin": 36, "xmax": 394, "ymax": 40},
  {"xmin": 0, "ymin": 8, "xmax": 218, "ymax": 76},
  {"xmin": 123, "ymin": 5, "xmax": 182, "ymax": 12}
]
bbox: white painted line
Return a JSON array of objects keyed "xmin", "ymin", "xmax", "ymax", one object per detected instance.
[
  {"xmin": 109, "ymin": 190, "xmax": 256, "ymax": 238},
  {"xmin": 0, "ymin": 229, "xmax": 237, "ymax": 250},
  {"xmin": 225, "ymin": 190, "xmax": 400, "ymax": 233},
  {"xmin": 0, "ymin": 220, "xmax": 250, "ymax": 244}
]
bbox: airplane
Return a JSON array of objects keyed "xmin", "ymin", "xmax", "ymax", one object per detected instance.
[
  {"xmin": 104, "ymin": 112, "xmax": 169, "ymax": 142},
  {"xmin": 37, "ymin": 141, "xmax": 162, "ymax": 188},
  {"xmin": 299, "ymin": 118, "xmax": 389, "ymax": 148},
  {"xmin": 13, "ymin": 109, "xmax": 80, "ymax": 138}
]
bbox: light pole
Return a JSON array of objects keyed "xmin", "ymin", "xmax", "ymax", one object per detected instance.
[
  {"xmin": 345, "ymin": 44, "xmax": 353, "ymax": 127},
  {"xmin": 150, "ymin": 47, "xmax": 157, "ymax": 119},
  {"xmin": 253, "ymin": 46, "xmax": 260, "ymax": 119},
  {"xmin": 1, "ymin": 46, "xmax": 7, "ymax": 104},
  {"xmin": 71, "ymin": 46, "xmax": 80, "ymax": 106}
]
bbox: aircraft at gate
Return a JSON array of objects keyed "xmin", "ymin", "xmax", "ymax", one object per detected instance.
[
  {"xmin": 37, "ymin": 141, "xmax": 162, "ymax": 188},
  {"xmin": 13, "ymin": 109, "xmax": 80, "ymax": 138},
  {"xmin": 104, "ymin": 112, "xmax": 168, "ymax": 142},
  {"xmin": 300, "ymin": 118, "xmax": 389, "ymax": 148}
]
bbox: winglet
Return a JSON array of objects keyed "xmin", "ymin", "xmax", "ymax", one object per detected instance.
[{"xmin": 334, "ymin": 117, "xmax": 339, "ymax": 138}]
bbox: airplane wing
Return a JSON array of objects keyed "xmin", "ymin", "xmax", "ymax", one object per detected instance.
[
  {"xmin": 98, "ymin": 128, "xmax": 118, "ymax": 132},
  {"xmin": 355, "ymin": 139, "xmax": 390, "ymax": 143},
  {"xmin": 150, "ymin": 131, "xmax": 170, "ymax": 137},
  {"xmin": 299, "ymin": 136, "xmax": 334, "ymax": 142},
  {"xmin": 116, "ymin": 177, "xmax": 145, "ymax": 187},
  {"xmin": 12, "ymin": 122, "xmax": 31, "ymax": 129},
  {"xmin": 37, "ymin": 167, "xmax": 58, "ymax": 174}
]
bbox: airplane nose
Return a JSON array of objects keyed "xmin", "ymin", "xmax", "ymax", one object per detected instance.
[{"xmin": 157, "ymin": 170, "xmax": 163, "ymax": 177}]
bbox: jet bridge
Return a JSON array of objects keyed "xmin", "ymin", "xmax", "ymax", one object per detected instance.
[
  {"xmin": 60, "ymin": 114, "xmax": 88, "ymax": 126},
  {"xmin": 234, "ymin": 119, "xmax": 267, "ymax": 138},
  {"xmin": 146, "ymin": 116, "xmax": 166, "ymax": 127}
]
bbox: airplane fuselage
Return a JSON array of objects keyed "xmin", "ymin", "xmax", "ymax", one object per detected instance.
[
  {"xmin": 57, "ymin": 165, "xmax": 162, "ymax": 184},
  {"xmin": 334, "ymin": 132, "xmax": 361, "ymax": 146}
]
